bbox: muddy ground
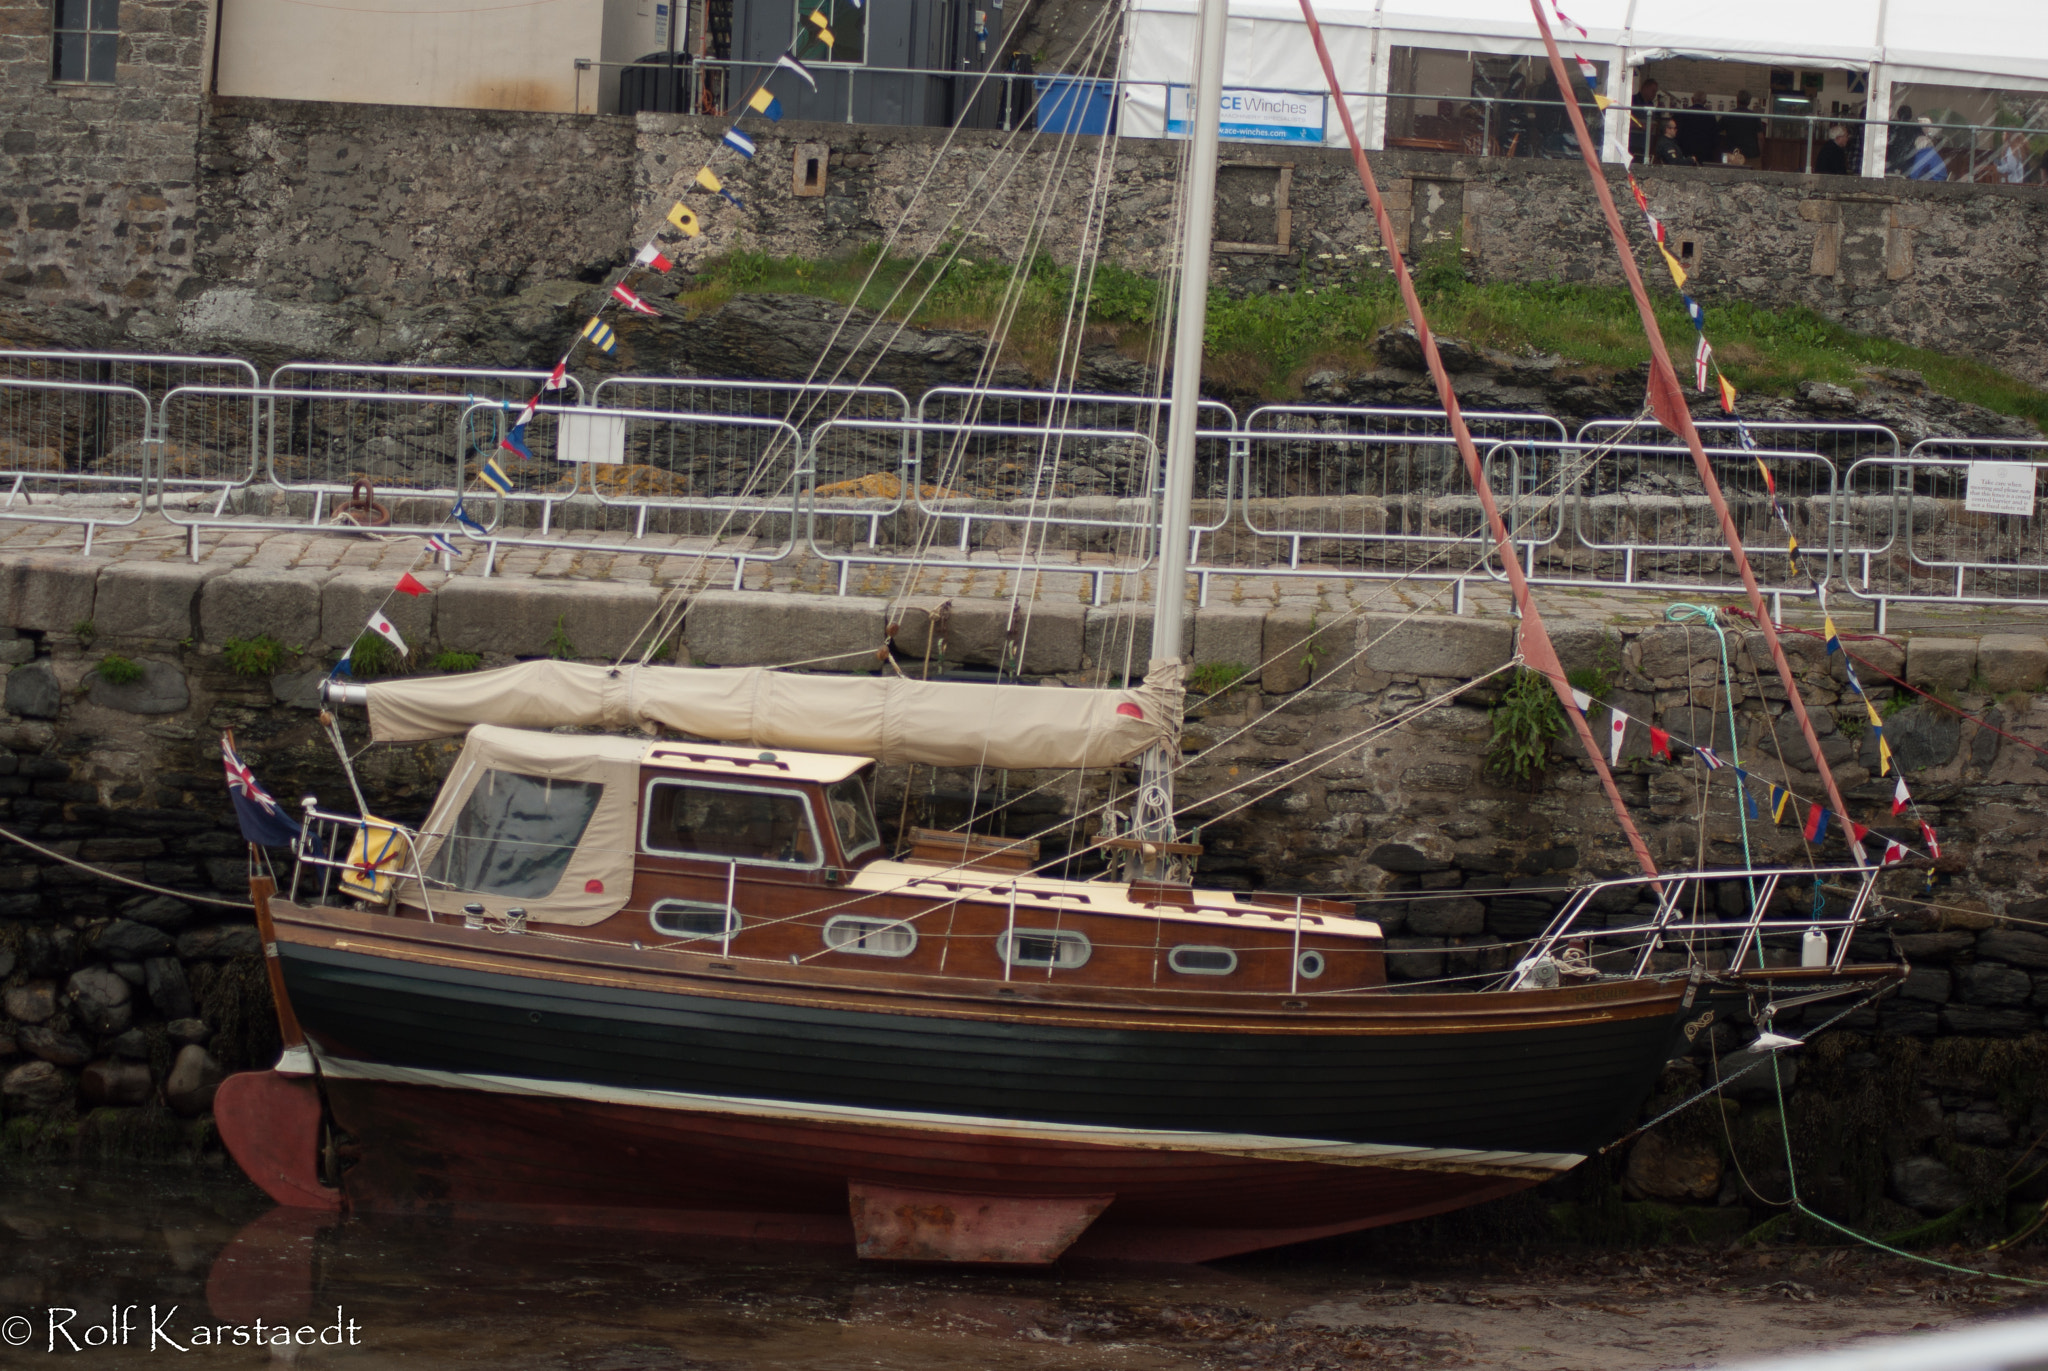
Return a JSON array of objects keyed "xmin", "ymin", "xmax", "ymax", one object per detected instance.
[{"xmin": 4, "ymin": 1163, "xmax": 2045, "ymax": 1369}]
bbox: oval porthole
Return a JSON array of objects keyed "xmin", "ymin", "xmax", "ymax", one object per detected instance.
[
  {"xmin": 997, "ymin": 928, "xmax": 1091, "ymax": 970},
  {"xmin": 651, "ymin": 900, "xmax": 741, "ymax": 941},
  {"xmin": 1167, "ymin": 945, "xmax": 1238, "ymax": 976},
  {"xmin": 1297, "ymin": 950, "xmax": 1327, "ymax": 980},
  {"xmin": 822, "ymin": 914, "xmax": 917, "ymax": 958}
]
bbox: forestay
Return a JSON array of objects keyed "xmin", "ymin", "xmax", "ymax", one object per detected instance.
[{"xmin": 361, "ymin": 659, "xmax": 1183, "ymax": 770}]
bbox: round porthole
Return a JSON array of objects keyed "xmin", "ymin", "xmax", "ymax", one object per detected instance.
[{"xmin": 1297, "ymin": 950, "xmax": 1326, "ymax": 980}]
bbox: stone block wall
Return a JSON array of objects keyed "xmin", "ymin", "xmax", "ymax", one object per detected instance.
[{"xmin": 0, "ymin": 0, "xmax": 212, "ymax": 332}]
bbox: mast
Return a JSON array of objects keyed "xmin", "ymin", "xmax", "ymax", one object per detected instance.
[{"xmin": 1133, "ymin": 0, "xmax": 1228, "ymax": 874}]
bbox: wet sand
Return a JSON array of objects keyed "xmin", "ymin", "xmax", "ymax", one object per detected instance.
[{"xmin": 4, "ymin": 1163, "xmax": 2044, "ymax": 1369}]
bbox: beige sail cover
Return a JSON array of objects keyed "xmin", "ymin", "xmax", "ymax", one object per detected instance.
[{"xmin": 365, "ymin": 659, "xmax": 1182, "ymax": 770}]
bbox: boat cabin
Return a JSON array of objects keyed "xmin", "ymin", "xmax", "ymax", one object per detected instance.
[{"xmin": 358, "ymin": 724, "xmax": 1385, "ymax": 995}]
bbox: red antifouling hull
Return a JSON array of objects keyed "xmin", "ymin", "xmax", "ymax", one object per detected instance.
[{"xmin": 219, "ymin": 1071, "xmax": 1542, "ymax": 1263}]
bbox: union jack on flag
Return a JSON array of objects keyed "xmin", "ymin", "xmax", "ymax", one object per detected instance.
[{"xmin": 222, "ymin": 732, "xmax": 304, "ymax": 847}]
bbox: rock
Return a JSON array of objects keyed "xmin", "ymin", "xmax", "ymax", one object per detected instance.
[
  {"xmin": 1714, "ymin": 1045, "xmax": 1797, "ymax": 1100},
  {"xmin": 93, "ymin": 918, "xmax": 174, "ymax": 959},
  {"xmin": 1956, "ymin": 962, "xmax": 2034, "ymax": 1007},
  {"xmin": 1953, "ymin": 1105, "xmax": 2013, "ymax": 1147},
  {"xmin": 1406, "ymin": 896, "xmax": 1486, "ymax": 937},
  {"xmin": 90, "ymin": 561, "xmax": 214, "ymax": 639},
  {"xmin": 1366, "ymin": 827, "xmax": 1457, "ymax": 873},
  {"xmin": 1905, "ymin": 637, "xmax": 1976, "ymax": 692},
  {"xmin": 1373, "ymin": 323, "xmax": 1483, "ymax": 373},
  {"xmin": 436, "ymin": 577, "xmax": 664, "ymax": 662},
  {"xmin": 1940, "ymin": 1005, "xmax": 2041, "ymax": 1035},
  {"xmin": 104, "ymin": 1028, "xmax": 151, "ymax": 1060},
  {"xmin": 120, "ymin": 895, "xmax": 195, "ymax": 931},
  {"xmin": 682, "ymin": 590, "xmax": 885, "ymax": 672},
  {"xmin": 164, "ymin": 1044, "xmax": 227, "ymax": 1117},
  {"xmin": 1899, "ymin": 967, "xmax": 1952, "ymax": 1003},
  {"xmin": 18, "ymin": 1023, "xmax": 92, "ymax": 1067},
  {"xmin": 174, "ymin": 923, "xmax": 264, "ymax": 959},
  {"xmin": 200, "ymin": 568, "xmax": 326, "ymax": 646},
  {"xmin": 109, "ymin": 960, "xmax": 146, "ymax": 988},
  {"xmin": 86, "ymin": 659, "xmax": 190, "ymax": 715},
  {"xmin": 64, "ymin": 965, "xmax": 132, "ymax": 1036},
  {"xmin": 1891, "ymin": 1155, "xmax": 1970, "ymax": 1215},
  {"xmin": 1383, "ymin": 937, "xmax": 1446, "ymax": 980},
  {"xmin": 1975, "ymin": 635, "xmax": 2048, "ymax": 694},
  {"xmin": 143, "ymin": 957, "xmax": 195, "ymax": 1019},
  {"xmin": 1979, "ymin": 929, "xmax": 2048, "ymax": 970},
  {"xmin": 1, "ymin": 1059, "xmax": 70, "ymax": 1110},
  {"xmin": 3, "ymin": 661, "xmax": 61, "ymax": 719},
  {"xmin": 1892, "ymin": 930, "xmax": 1974, "ymax": 958},
  {"xmin": 1879, "ymin": 704, "xmax": 1961, "ymax": 772},
  {"xmin": 1364, "ymin": 614, "xmax": 1514, "ymax": 679},
  {"xmin": 79, "ymin": 1058, "xmax": 153, "ymax": 1107},
  {"xmin": 1625, "ymin": 1131, "xmax": 1722, "ymax": 1202},
  {"xmin": 166, "ymin": 1018, "xmax": 213, "ymax": 1046},
  {"xmin": 4, "ymin": 981, "xmax": 56, "ymax": 1025},
  {"xmin": 0, "ymin": 947, "xmax": 13, "ymax": 980}
]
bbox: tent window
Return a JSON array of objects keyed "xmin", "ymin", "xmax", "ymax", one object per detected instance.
[
  {"xmin": 426, "ymin": 770, "xmax": 603, "ymax": 898},
  {"xmin": 642, "ymin": 779, "xmax": 822, "ymax": 867},
  {"xmin": 826, "ymin": 774, "xmax": 880, "ymax": 861}
]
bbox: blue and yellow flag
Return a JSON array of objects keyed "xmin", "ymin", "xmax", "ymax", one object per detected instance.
[
  {"xmin": 479, "ymin": 457, "xmax": 514, "ymax": 495},
  {"xmin": 749, "ymin": 88, "xmax": 783, "ymax": 120},
  {"xmin": 581, "ymin": 316, "xmax": 617, "ymax": 354}
]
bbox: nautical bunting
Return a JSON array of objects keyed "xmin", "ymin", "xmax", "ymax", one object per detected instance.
[
  {"xmin": 778, "ymin": 52, "xmax": 818, "ymax": 90},
  {"xmin": 582, "ymin": 317, "xmax": 618, "ymax": 354},
  {"xmin": 452, "ymin": 501, "xmax": 489, "ymax": 541},
  {"xmin": 1694, "ymin": 336, "xmax": 1712, "ymax": 393},
  {"xmin": 394, "ymin": 572, "xmax": 429, "ymax": 597},
  {"xmin": 1717, "ymin": 374, "xmax": 1738, "ymax": 413},
  {"xmin": 611, "ymin": 283, "xmax": 660, "ymax": 315},
  {"xmin": 498, "ymin": 424, "xmax": 532, "ymax": 461},
  {"xmin": 425, "ymin": 533, "xmax": 460, "ymax": 558},
  {"xmin": 1883, "ymin": 841, "xmax": 1906, "ymax": 866},
  {"xmin": 479, "ymin": 457, "xmax": 515, "ymax": 495},
  {"xmin": 1649, "ymin": 726, "xmax": 1671, "ymax": 761},
  {"xmin": 749, "ymin": 89, "xmax": 783, "ymax": 120},
  {"xmin": 697, "ymin": 166, "xmax": 745, "ymax": 210},
  {"xmin": 544, "ymin": 359, "xmax": 569, "ymax": 389},
  {"xmin": 1570, "ymin": 688, "xmax": 1593, "ymax": 712},
  {"xmin": 667, "ymin": 201, "xmax": 702, "ymax": 237},
  {"xmin": 366, "ymin": 611, "xmax": 408, "ymax": 657},
  {"xmin": 1695, "ymin": 746, "xmax": 1723, "ymax": 770},
  {"xmin": 723, "ymin": 128, "xmax": 757, "ymax": 159},
  {"xmin": 1921, "ymin": 822, "xmax": 1941, "ymax": 859},
  {"xmin": 1893, "ymin": 772, "xmax": 1911, "ymax": 816},
  {"xmin": 806, "ymin": 9, "xmax": 834, "ymax": 47},
  {"xmin": 1804, "ymin": 803, "xmax": 1828, "ymax": 843},
  {"xmin": 635, "ymin": 243, "xmax": 674, "ymax": 272},
  {"xmin": 1608, "ymin": 708, "xmax": 1627, "ymax": 764}
]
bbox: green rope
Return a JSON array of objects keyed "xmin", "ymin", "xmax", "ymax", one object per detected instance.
[
  {"xmin": 1769, "ymin": 1050, "xmax": 2048, "ymax": 1286},
  {"xmin": 1665, "ymin": 604, "xmax": 1757, "ymax": 917}
]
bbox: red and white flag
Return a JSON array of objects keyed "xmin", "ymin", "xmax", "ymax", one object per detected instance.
[
  {"xmin": 1882, "ymin": 841, "xmax": 1906, "ymax": 866},
  {"xmin": 543, "ymin": 359, "xmax": 568, "ymax": 390},
  {"xmin": 1920, "ymin": 822, "xmax": 1941, "ymax": 859},
  {"xmin": 1892, "ymin": 772, "xmax": 1910, "ymax": 816},
  {"xmin": 1569, "ymin": 688, "xmax": 1593, "ymax": 713},
  {"xmin": 394, "ymin": 572, "xmax": 429, "ymax": 597},
  {"xmin": 611, "ymin": 283, "xmax": 659, "ymax": 315},
  {"xmin": 1608, "ymin": 707, "xmax": 1628, "ymax": 764},
  {"xmin": 634, "ymin": 242, "xmax": 674, "ymax": 273},
  {"xmin": 1694, "ymin": 337, "xmax": 1713, "ymax": 393},
  {"xmin": 366, "ymin": 611, "xmax": 408, "ymax": 656}
]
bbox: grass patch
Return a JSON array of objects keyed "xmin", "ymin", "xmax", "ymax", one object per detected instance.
[
  {"xmin": 1188, "ymin": 661, "xmax": 1250, "ymax": 696},
  {"xmin": 95, "ymin": 654, "xmax": 144, "ymax": 686},
  {"xmin": 1485, "ymin": 667, "xmax": 1567, "ymax": 785},
  {"xmin": 343, "ymin": 632, "xmax": 400, "ymax": 678},
  {"xmin": 430, "ymin": 650, "xmax": 482, "ymax": 673},
  {"xmin": 221, "ymin": 634, "xmax": 287, "ymax": 677},
  {"xmin": 681, "ymin": 241, "xmax": 2048, "ymax": 427},
  {"xmin": 545, "ymin": 616, "xmax": 578, "ymax": 661}
]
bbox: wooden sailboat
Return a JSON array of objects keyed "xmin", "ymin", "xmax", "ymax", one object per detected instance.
[{"xmin": 215, "ymin": 0, "xmax": 1903, "ymax": 1264}]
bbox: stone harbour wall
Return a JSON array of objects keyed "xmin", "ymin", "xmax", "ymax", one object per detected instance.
[
  {"xmin": 0, "ymin": 549, "xmax": 2045, "ymax": 1241},
  {"xmin": 4, "ymin": 84, "xmax": 2045, "ymax": 385}
]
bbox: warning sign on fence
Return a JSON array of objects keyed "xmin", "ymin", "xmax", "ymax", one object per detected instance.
[{"xmin": 1964, "ymin": 461, "xmax": 2037, "ymax": 517}]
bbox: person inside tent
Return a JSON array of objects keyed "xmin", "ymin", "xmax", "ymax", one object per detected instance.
[
  {"xmin": 1886, "ymin": 104, "xmax": 1920, "ymax": 174},
  {"xmin": 1630, "ymin": 77, "xmax": 1661, "ymax": 161},
  {"xmin": 1904, "ymin": 118, "xmax": 1950, "ymax": 180},
  {"xmin": 1719, "ymin": 91, "xmax": 1762, "ymax": 165},
  {"xmin": 1815, "ymin": 124, "xmax": 1854, "ymax": 175},
  {"xmin": 1676, "ymin": 92, "xmax": 1719, "ymax": 163}
]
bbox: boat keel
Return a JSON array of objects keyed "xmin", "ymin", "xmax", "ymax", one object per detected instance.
[{"xmin": 848, "ymin": 1182, "xmax": 1113, "ymax": 1264}]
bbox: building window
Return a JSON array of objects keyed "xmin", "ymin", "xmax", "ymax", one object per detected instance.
[
  {"xmin": 1167, "ymin": 945, "xmax": 1238, "ymax": 976},
  {"xmin": 52, "ymin": 0, "xmax": 118, "ymax": 84},
  {"xmin": 822, "ymin": 915, "xmax": 916, "ymax": 958},
  {"xmin": 792, "ymin": 0, "xmax": 863, "ymax": 64},
  {"xmin": 997, "ymin": 928, "xmax": 1091, "ymax": 970}
]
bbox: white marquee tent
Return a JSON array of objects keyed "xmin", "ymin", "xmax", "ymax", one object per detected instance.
[{"xmin": 1121, "ymin": 0, "xmax": 2048, "ymax": 174}]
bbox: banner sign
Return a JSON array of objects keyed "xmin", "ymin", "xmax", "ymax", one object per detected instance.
[
  {"xmin": 1964, "ymin": 460, "xmax": 2037, "ymax": 517},
  {"xmin": 1166, "ymin": 85, "xmax": 1325, "ymax": 144}
]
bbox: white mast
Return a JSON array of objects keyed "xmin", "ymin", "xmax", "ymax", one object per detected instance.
[{"xmin": 1133, "ymin": 0, "xmax": 1227, "ymax": 876}]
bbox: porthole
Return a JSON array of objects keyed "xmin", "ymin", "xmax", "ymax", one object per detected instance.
[
  {"xmin": 1167, "ymin": 944, "xmax": 1238, "ymax": 976},
  {"xmin": 822, "ymin": 914, "xmax": 917, "ymax": 958},
  {"xmin": 1297, "ymin": 950, "xmax": 1327, "ymax": 980},
  {"xmin": 997, "ymin": 928, "xmax": 1091, "ymax": 969},
  {"xmin": 651, "ymin": 900, "xmax": 740, "ymax": 941}
]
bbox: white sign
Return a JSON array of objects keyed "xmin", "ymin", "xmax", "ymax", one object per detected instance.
[
  {"xmin": 1964, "ymin": 460, "xmax": 2037, "ymax": 517},
  {"xmin": 557, "ymin": 411, "xmax": 627, "ymax": 466},
  {"xmin": 1166, "ymin": 85, "xmax": 1325, "ymax": 144}
]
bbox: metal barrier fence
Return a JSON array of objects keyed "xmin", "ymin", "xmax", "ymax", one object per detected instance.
[
  {"xmin": 801, "ymin": 418, "xmax": 1167, "ymax": 601},
  {"xmin": 0, "ymin": 377, "xmax": 154, "ymax": 551},
  {"xmin": 1838, "ymin": 439, "xmax": 2048, "ymax": 629}
]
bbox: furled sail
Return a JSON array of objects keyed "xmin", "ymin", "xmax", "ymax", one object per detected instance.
[{"xmin": 357, "ymin": 659, "xmax": 1183, "ymax": 770}]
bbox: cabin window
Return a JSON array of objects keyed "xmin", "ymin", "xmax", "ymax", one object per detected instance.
[
  {"xmin": 650, "ymin": 899, "xmax": 740, "ymax": 941},
  {"xmin": 425, "ymin": 770, "xmax": 604, "ymax": 899},
  {"xmin": 996, "ymin": 928, "xmax": 1091, "ymax": 969},
  {"xmin": 642, "ymin": 779, "xmax": 823, "ymax": 868},
  {"xmin": 1297, "ymin": 950, "xmax": 1327, "ymax": 980},
  {"xmin": 1167, "ymin": 944, "xmax": 1237, "ymax": 976},
  {"xmin": 826, "ymin": 774, "xmax": 880, "ymax": 861},
  {"xmin": 822, "ymin": 914, "xmax": 916, "ymax": 957}
]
